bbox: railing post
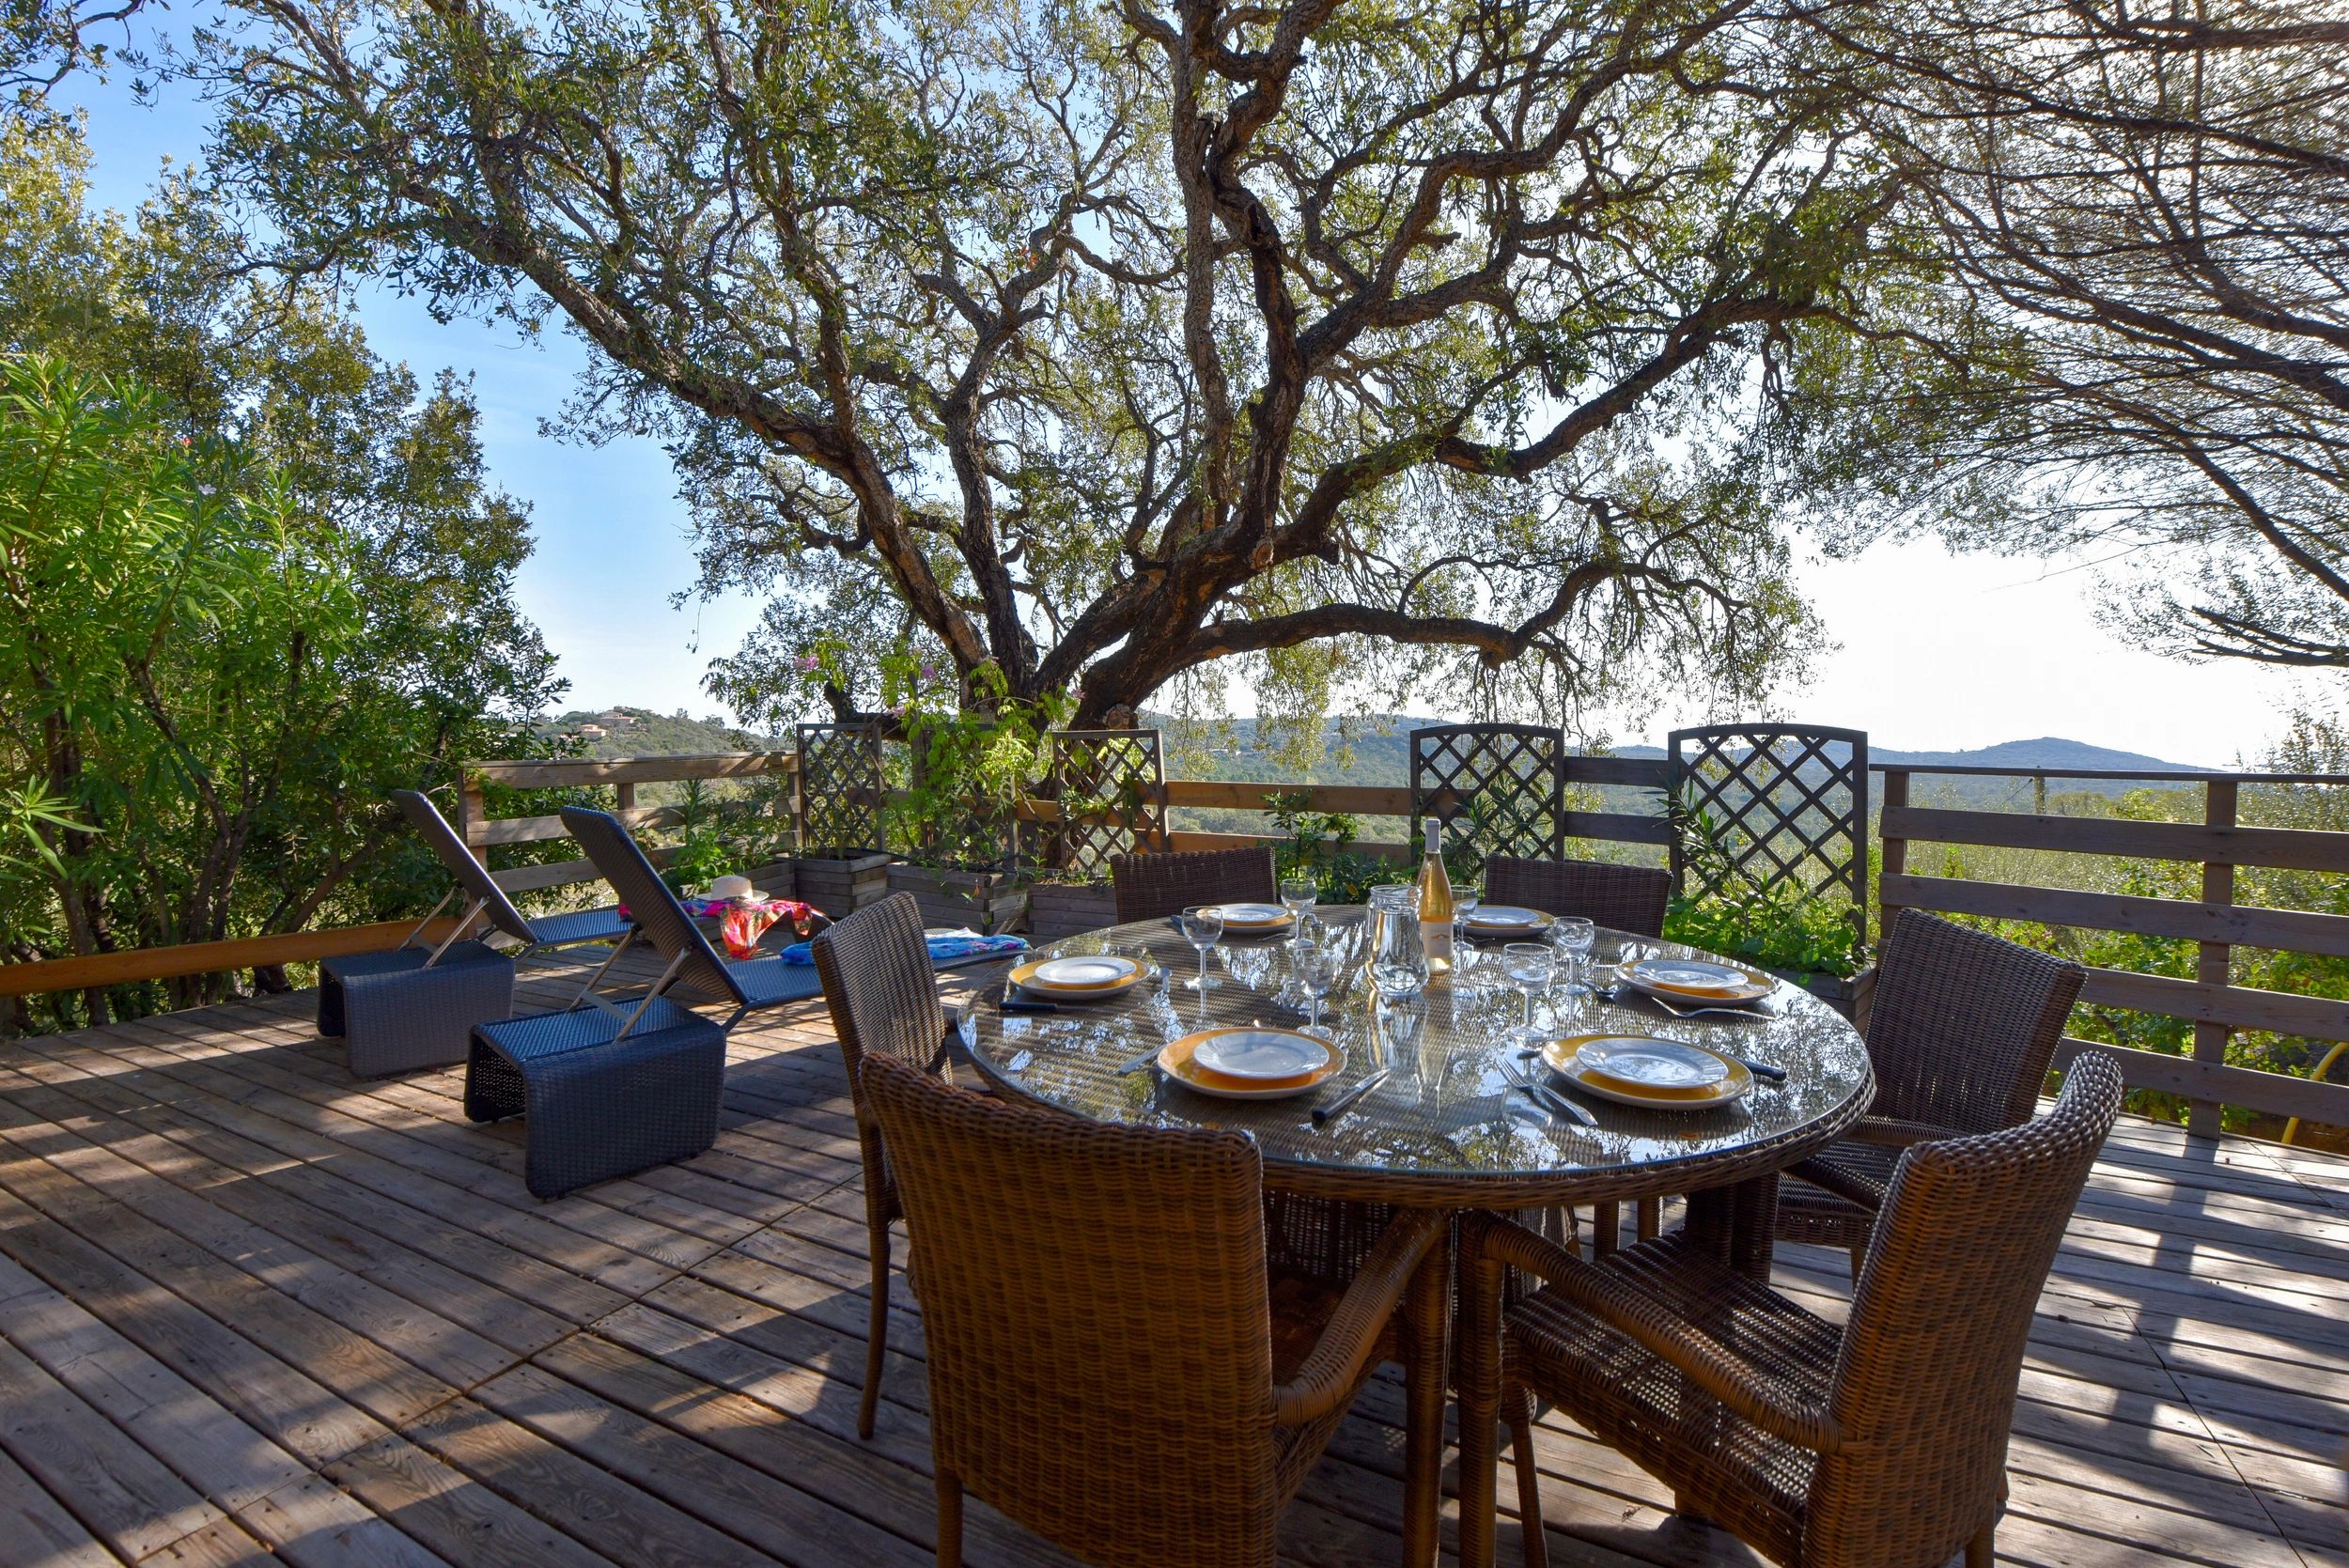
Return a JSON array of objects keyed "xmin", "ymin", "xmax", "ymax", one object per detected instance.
[
  {"xmin": 1877, "ymin": 768, "xmax": 1909, "ymax": 934},
  {"xmin": 457, "ymin": 774, "xmax": 491, "ymax": 871},
  {"xmin": 614, "ymin": 782, "xmax": 636, "ymax": 815},
  {"xmin": 2190, "ymin": 780, "xmax": 2237, "ymax": 1139}
]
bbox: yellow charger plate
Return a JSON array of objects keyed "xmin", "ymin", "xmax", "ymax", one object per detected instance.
[
  {"xmin": 1011, "ymin": 955, "xmax": 1145, "ymax": 999},
  {"xmin": 1540, "ymin": 1033, "xmax": 1753, "ymax": 1110},
  {"xmin": 1159, "ymin": 1028, "xmax": 1341, "ymax": 1100}
]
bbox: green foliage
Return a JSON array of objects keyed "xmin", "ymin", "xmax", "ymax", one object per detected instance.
[
  {"xmin": 0, "ymin": 118, "xmax": 562, "ymax": 1032},
  {"xmin": 1265, "ymin": 791, "xmax": 1389, "ymax": 904},
  {"xmin": 795, "ymin": 638, "xmax": 1068, "ymax": 872},
  {"xmin": 1663, "ymin": 787, "xmax": 1862, "ymax": 979}
]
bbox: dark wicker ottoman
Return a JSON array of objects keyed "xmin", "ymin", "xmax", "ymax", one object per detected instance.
[
  {"xmin": 321, "ymin": 942, "xmax": 515, "ymax": 1078},
  {"xmin": 465, "ymin": 998, "xmax": 726, "ymax": 1200}
]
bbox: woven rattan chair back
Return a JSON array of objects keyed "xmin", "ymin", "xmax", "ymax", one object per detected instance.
[
  {"xmin": 1866, "ymin": 909, "xmax": 2085, "ymax": 1133},
  {"xmin": 1483, "ymin": 855, "xmax": 1672, "ymax": 939},
  {"xmin": 558, "ymin": 806, "xmax": 744, "ymax": 1005},
  {"xmin": 810, "ymin": 893, "xmax": 945, "ymax": 1084},
  {"xmin": 392, "ymin": 790, "xmax": 542, "ymax": 945},
  {"xmin": 863, "ymin": 1049, "xmax": 1285, "ymax": 1568},
  {"xmin": 1809, "ymin": 1051, "xmax": 2123, "ymax": 1564},
  {"xmin": 1111, "ymin": 846, "xmax": 1279, "ymax": 924}
]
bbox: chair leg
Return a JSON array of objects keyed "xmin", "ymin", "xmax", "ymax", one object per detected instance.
[
  {"xmin": 1591, "ymin": 1200, "xmax": 1620, "ymax": 1257},
  {"xmin": 1635, "ymin": 1195, "xmax": 1660, "ymax": 1241},
  {"xmin": 1401, "ymin": 1240, "xmax": 1450, "ymax": 1568},
  {"xmin": 860, "ymin": 1206, "xmax": 891, "ymax": 1440},
  {"xmin": 1966, "ymin": 1523, "xmax": 1995, "ymax": 1565},
  {"xmin": 935, "ymin": 1467, "xmax": 964, "ymax": 1568},
  {"xmin": 1847, "ymin": 1243, "xmax": 1864, "ymax": 1284},
  {"xmin": 1505, "ymin": 1385, "xmax": 1548, "ymax": 1568}
]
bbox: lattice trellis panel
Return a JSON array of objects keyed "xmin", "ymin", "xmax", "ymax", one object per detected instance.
[
  {"xmin": 1034, "ymin": 729, "xmax": 1166, "ymax": 879},
  {"xmin": 1410, "ymin": 723, "xmax": 1565, "ymax": 862},
  {"xmin": 795, "ymin": 722, "xmax": 888, "ymax": 855},
  {"xmin": 1669, "ymin": 724, "xmax": 1870, "ymax": 946}
]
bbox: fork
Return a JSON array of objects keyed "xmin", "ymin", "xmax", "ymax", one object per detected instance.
[{"xmin": 1501, "ymin": 1056, "xmax": 1597, "ymax": 1127}]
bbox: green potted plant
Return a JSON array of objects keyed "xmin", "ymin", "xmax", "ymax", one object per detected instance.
[
  {"xmin": 1664, "ymin": 792, "xmax": 1875, "ymax": 1022},
  {"xmin": 858, "ymin": 650, "xmax": 1066, "ymax": 934},
  {"xmin": 1026, "ymin": 771, "xmax": 1150, "ymax": 938}
]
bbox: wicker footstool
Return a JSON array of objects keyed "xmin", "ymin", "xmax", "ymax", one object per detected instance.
[
  {"xmin": 320, "ymin": 942, "xmax": 515, "ymax": 1078},
  {"xmin": 465, "ymin": 997, "xmax": 726, "ymax": 1200}
]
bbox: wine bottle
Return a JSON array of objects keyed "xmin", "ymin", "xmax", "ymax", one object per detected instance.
[{"xmin": 1418, "ymin": 817, "xmax": 1455, "ymax": 970}]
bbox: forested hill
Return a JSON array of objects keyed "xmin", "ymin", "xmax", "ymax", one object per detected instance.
[{"xmin": 535, "ymin": 706, "xmax": 782, "ymax": 758}]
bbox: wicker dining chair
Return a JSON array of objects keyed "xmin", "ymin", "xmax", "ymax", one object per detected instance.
[
  {"xmin": 810, "ymin": 893, "xmax": 957, "ymax": 1441},
  {"xmin": 1483, "ymin": 855, "xmax": 1672, "ymax": 939},
  {"xmin": 1111, "ymin": 846, "xmax": 1279, "ymax": 924},
  {"xmin": 860, "ymin": 1049, "xmax": 1452, "ymax": 1568},
  {"xmin": 1460, "ymin": 1050, "xmax": 2123, "ymax": 1568},
  {"xmin": 1777, "ymin": 909, "xmax": 2086, "ymax": 1275}
]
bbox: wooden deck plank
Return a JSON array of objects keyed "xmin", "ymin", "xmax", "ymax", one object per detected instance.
[
  {"xmin": 2, "ymin": 955, "xmax": 2345, "ymax": 1568},
  {"xmin": 0, "ymin": 1440, "xmax": 129, "ymax": 1568}
]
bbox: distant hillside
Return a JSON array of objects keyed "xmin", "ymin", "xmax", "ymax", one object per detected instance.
[{"xmin": 537, "ymin": 706, "xmax": 783, "ymax": 759}]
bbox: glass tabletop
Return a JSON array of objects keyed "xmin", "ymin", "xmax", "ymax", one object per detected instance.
[{"xmin": 961, "ymin": 913, "xmax": 1876, "ymax": 1206}]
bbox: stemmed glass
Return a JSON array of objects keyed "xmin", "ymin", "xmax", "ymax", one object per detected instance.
[
  {"xmin": 1452, "ymin": 888, "xmax": 1484, "ymax": 988},
  {"xmin": 1177, "ymin": 905, "xmax": 1226, "ymax": 1013},
  {"xmin": 1502, "ymin": 941, "xmax": 1556, "ymax": 1048},
  {"xmin": 1294, "ymin": 941, "xmax": 1339, "ymax": 1034},
  {"xmin": 1280, "ymin": 876, "xmax": 1318, "ymax": 943},
  {"xmin": 1549, "ymin": 916, "xmax": 1596, "ymax": 999}
]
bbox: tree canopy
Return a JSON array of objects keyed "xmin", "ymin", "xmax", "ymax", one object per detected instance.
[
  {"xmin": 0, "ymin": 117, "xmax": 564, "ymax": 1028},
  {"xmin": 173, "ymin": 0, "xmax": 1989, "ymax": 727}
]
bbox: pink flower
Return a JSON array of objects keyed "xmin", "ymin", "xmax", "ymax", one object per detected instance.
[
  {"xmin": 920, "ymin": 663, "xmax": 937, "ymax": 681},
  {"xmin": 799, "ymin": 653, "xmax": 820, "ymax": 672}
]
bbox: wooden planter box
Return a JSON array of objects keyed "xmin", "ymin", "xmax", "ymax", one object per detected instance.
[
  {"xmin": 1027, "ymin": 880, "xmax": 1121, "ymax": 940},
  {"xmin": 1768, "ymin": 962, "xmax": 1876, "ymax": 1029},
  {"xmin": 738, "ymin": 860, "xmax": 799, "ymax": 901},
  {"xmin": 796, "ymin": 852, "xmax": 893, "ymax": 920},
  {"xmin": 886, "ymin": 864, "xmax": 1030, "ymax": 936}
]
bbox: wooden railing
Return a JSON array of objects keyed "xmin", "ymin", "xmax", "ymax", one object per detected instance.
[
  {"xmin": 13, "ymin": 744, "xmax": 2349, "ymax": 1142},
  {"xmin": 1876, "ymin": 763, "xmax": 2349, "ymax": 1138}
]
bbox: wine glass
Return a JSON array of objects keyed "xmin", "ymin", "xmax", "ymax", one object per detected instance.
[
  {"xmin": 1502, "ymin": 941, "xmax": 1556, "ymax": 1048},
  {"xmin": 1280, "ymin": 876, "xmax": 1318, "ymax": 942},
  {"xmin": 1177, "ymin": 905, "xmax": 1226, "ymax": 1008},
  {"xmin": 1549, "ymin": 916, "xmax": 1596, "ymax": 999},
  {"xmin": 1452, "ymin": 889, "xmax": 1485, "ymax": 987},
  {"xmin": 1294, "ymin": 941, "xmax": 1339, "ymax": 1033}
]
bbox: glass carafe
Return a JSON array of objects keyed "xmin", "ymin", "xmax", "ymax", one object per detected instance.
[{"xmin": 1368, "ymin": 883, "xmax": 1430, "ymax": 1001}]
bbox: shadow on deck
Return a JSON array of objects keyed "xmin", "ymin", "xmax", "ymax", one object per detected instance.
[{"xmin": 0, "ymin": 945, "xmax": 2341, "ymax": 1567}]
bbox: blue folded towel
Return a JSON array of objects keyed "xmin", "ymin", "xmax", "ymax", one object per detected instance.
[{"xmin": 777, "ymin": 931, "xmax": 1030, "ymax": 966}]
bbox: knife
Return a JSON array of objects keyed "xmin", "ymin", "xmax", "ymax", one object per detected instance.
[{"xmin": 1312, "ymin": 1067, "xmax": 1392, "ymax": 1127}]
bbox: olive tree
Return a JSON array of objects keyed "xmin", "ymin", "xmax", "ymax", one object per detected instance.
[{"xmin": 180, "ymin": 0, "xmax": 1936, "ymax": 725}]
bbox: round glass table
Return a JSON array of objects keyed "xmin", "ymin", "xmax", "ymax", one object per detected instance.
[{"xmin": 961, "ymin": 912, "xmax": 1875, "ymax": 1215}]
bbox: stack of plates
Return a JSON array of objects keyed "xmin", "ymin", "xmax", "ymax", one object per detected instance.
[
  {"xmin": 1009, "ymin": 955, "xmax": 1147, "ymax": 1001},
  {"xmin": 1159, "ymin": 1027, "xmax": 1341, "ymax": 1099},
  {"xmin": 1462, "ymin": 905, "xmax": 1552, "ymax": 939},
  {"xmin": 1539, "ymin": 1034, "xmax": 1752, "ymax": 1110},
  {"xmin": 1207, "ymin": 902, "xmax": 1295, "ymax": 935},
  {"xmin": 1616, "ymin": 955, "xmax": 1774, "ymax": 1006}
]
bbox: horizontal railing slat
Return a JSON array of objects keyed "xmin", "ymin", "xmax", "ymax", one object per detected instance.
[
  {"xmin": 0, "ymin": 920, "xmax": 461, "ymax": 999},
  {"xmin": 1564, "ymin": 755, "xmax": 1673, "ymax": 787},
  {"xmin": 2054, "ymin": 1038, "xmax": 2349, "ymax": 1126},
  {"xmin": 467, "ymin": 753, "xmax": 795, "ymax": 788},
  {"xmin": 1160, "ymin": 780, "xmax": 1413, "ymax": 815},
  {"xmin": 1880, "ymin": 873, "xmax": 2349, "ymax": 958},
  {"xmin": 1882, "ymin": 804, "xmax": 2349, "ymax": 872},
  {"xmin": 2075, "ymin": 966, "xmax": 2349, "ymax": 1043},
  {"xmin": 474, "ymin": 804, "xmax": 680, "ymax": 846}
]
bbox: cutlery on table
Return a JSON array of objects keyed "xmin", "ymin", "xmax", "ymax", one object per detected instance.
[
  {"xmin": 1312, "ymin": 1067, "xmax": 1392, "ymax": 1128},
  {"xmin": 1112, "ymin": 1044, "xmax": 1164, "ymax": 1075},
  {"xmin": 1611, "ymin": 985, "xmax": 1777, "ymax": 1023},
  {"xmin": 1501, "ymin": 1058, "xmax": 1596, "ymax": 1127}
]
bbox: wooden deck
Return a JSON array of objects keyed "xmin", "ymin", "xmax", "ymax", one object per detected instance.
[{"xmin": 0, "ymin": 950, "xmax": 2342, "ymax": 1568}]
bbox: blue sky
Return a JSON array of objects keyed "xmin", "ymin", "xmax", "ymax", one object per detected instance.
[{"xmin": 54, "ymin": 54, "xmax": 2327, "ymax": 767}]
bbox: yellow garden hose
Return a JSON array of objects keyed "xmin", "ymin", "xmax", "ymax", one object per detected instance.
[{"xmin": 2283, "ymin": 1039, "xmax": 2349, "ymax": 1145}]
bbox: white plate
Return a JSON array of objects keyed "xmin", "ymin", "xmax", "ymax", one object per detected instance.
[
  {"xmin": 1466, "ymin": 906, "xmax": 1548, "ymax": 930},
  {"xmin": 1161, "ymin": 1029, "xmax": 1342, "ymax": 1099},
  {"xmin": 1209, "ymin": 902, "xmax": 1293, "ymax": 928},
  {"xmin": 1029, "ymin": 955, "xmax": 1140, "ymax": 990},
  {"xmin": 1572, "ymin": 1036, "xmax": 1730, "ymax": 1092},
  {"xmin": 1191, "ymin": 1028, "xmax": 1332, "ymax": 1080},
  {"xmin": 1541, "ymin": 1035, "xmax": 1753, "ymax": 1110},
  {"xmin": 1618, "ymin": 955, "xmax": 1774, "ymax": 1003}
]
